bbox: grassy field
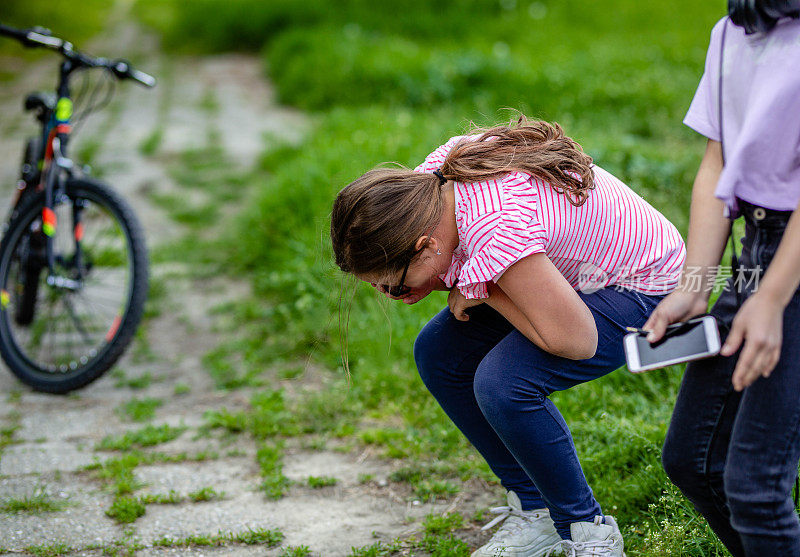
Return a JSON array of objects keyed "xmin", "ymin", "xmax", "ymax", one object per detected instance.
[
  {"xmin": 0, "ymin": 1, "xmax": 111, "ymax": 54},
  {"xmin": 130, "ymin": 1, "xmax": 738, "ymax": 554}
]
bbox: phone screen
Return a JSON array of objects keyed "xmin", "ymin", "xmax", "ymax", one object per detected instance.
[{"xmin": 635, "ymin": 320, "xmax": 711, "ymax": 366}]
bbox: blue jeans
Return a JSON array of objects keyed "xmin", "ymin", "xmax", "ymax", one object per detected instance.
[
  {"xmin": 662, "ymin": 199, "xmax": 800, "ymax": 557},
  {"xmin": 414, "ymin": 285, "xmax": 666, "ymax": 539}
]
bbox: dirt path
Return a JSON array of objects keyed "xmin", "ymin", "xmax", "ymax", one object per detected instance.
[{"xmin": 0, "ymin": 12, "xmax": 466, "ymax": 556}]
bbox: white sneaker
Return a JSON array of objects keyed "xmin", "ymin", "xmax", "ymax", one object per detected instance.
[
  {"xmin": 472, "ymin": 491, "xmax": 562, "ymax": 557},
  {"xmin": 544, "ymin": 515, "xmax": 625, "ymax": 557}
]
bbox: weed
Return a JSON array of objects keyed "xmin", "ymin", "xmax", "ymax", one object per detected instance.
[
  {"xmin": 0, "ymin": 422, "xmax": 19, "ymax": 451},
  {"xmin": 188, "ymin": 486, "xmax": 224, "ymax": 502},
  {"xmin": 126, "ymin": 372, "xmax": 155, "ymax": 390},
  {"xmin": 86, "ymin": 452, "xmax": 143, "ymax": 494},
  {"xmin": 173, "ymin": 382, "xmax": 191, "ymax": 395},
  {"xmin": 116, "ymin": 397, "xmax": 163, "ymax": 422},
  {"xmin": 152, "ymin": 533, "xmax": 222, "ymax": 547},
  {"xmin": 198, "ymin": 89, "xmax": 219, "ymax": 113},
  {"xmin": 24, "ymin": 543, "xmax": 72, "ymax": 557},
  {"xmin": 139, "ymin": 127, "xmax": 163, "ymax": 156},
  {"xmin": 423, "ymin": 512, "xmax": 464, "ymax": 535},
  {"xmin": 281, "ymin": 546, "xmax": 313, "ymax": 557},
  {"xmin": 106, "ymin": 496, "xmax": 146, "ymax": 523},
  {"xmin": 203, "ymin": 407, "xmax": 248, "ymax": 433},
  {"xmin": 202, "ymin": 342, "xmax": 265, "ymax": 389},
  {"xmin": 96, "ymin": 424, "xmax": 186, "ymax": 451},
  {"xmin": 232, "ymin": 527, "xmax": 284, "ymax": 545},
  {"xmin": 256, "ymin": 441, "xmax": 291, "ymax": 499},
  {"xmin": 0, "ymin": 486, "xmax": 67, "ymax": 514},
  {"xmin": 414, "ymin": 479, "xmax": 460, "ymax": 502},
  {"xmin": 152, "ymin": 527, "xmax": 283, "ymax": 547},
  {"xmin": 279, "ymin": 365, "xmax": 305, "ymax": 379},
  {"xmin": 140, "ymin": 490, "xmax": 182, "ymax": 504},
  {"xmin": 349, "ymin": 540, "xmax": 402, "ymax": 557},
  {"xmin": 307, "ymin": 475, "xmax": 338, "ymax": 488}
]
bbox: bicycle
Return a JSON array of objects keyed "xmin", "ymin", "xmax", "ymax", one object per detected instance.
[{"xmin": 0, "ymin": 23, "xmax": 154, "ymax": 393}]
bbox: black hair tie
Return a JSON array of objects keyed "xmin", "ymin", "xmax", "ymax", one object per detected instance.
[{"xmin": 433, "ymin": 169, "xmax": 447, "ymax": 185}]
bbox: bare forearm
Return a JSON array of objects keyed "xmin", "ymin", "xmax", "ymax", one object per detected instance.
[
  {"xmin": 485, "ymin": 282, "xmax": 593, "ymax": 359},
  {"xmin": 680, "ymin": 140, "xmax": 730, "ymax": 298},
  {"xmin": 484, "ymin": 282, "xmax": 550, "ymax": 349},
  {"xmin": 756, "ymin": 199, "xmax": 800, "ymax": 308}
]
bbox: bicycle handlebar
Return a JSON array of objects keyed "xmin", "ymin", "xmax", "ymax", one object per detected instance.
[
  {"xmin": 0, "ymin": 23, "xmax": 156, "ymax": 88},
  {"xmin": 109, "ymin": 59, "xmax": 156, "ymax": 88}
]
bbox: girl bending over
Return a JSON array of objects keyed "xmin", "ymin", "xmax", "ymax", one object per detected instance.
[{"xmin": 331, "ymin": 116, "xmax": 686, "ymax": 557}]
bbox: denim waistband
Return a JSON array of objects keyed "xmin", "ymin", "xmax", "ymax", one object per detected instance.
[{"xmin": 737, "ymin": 197, "xmax": 794, "ymax": 229}]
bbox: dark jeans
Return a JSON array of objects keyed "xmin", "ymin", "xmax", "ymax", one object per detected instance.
[
  {"xmin": 413, "ymin": 285, "xmax": 665, "ymax": 539},
  {"xmin": 662, "ymin": 199, "xmax": 800, "ymax": 556}
]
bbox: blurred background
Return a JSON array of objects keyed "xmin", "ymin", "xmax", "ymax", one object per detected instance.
[{"xmin": 0, "ymin": 0, "xmax": 732, "ymax": 555}]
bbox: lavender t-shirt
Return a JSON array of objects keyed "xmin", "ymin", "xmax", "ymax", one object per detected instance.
[{"xmin": 684, "ymin": 16, "xmax": 800, "ymax": 218}]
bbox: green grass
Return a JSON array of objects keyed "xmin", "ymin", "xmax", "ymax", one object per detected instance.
[
  {"xmin": 139, "ymin": 490, "xmax": 183, "ymax": 504},
  {"xmin": 347, "ymin": 513, "xmax": 470, "ymax": 556},
  {"xmin": 138, "ymin": 128, "xmax": 164, "ymax": 156},
  {"xmin": 307, "ymin": 475, "xmax": 338, "ymax": 488},
  {"xmin": 0, "ymin": 487, "xmax": 67, "ymax": 514},
  {"xmin": 106, "ymin": 495, "xmax": 146, "ymax": 523},
  {"xmin": 173, "ymin": 382, "xmax": 191, "ymax": 395},
  {"xmin": 152, "ymin": 527, "xmax": 284, "ymax": 548},
  {"xmin": 84, "ymin": 449, "xmax": 223, "ymax": 526},
  {"xmin": 24, "ymin": 543, "xmax": 72, "ymax": 557},
  {"xmin": 95, "ymin": 424, "xmax": 186, "ymax": 451},
  {"xmin": 281, "ymin": 546, "xmax": 312, "ymax": 557},
  {"xmin": 116, "ymin": 397, "xmax": 163, "ymax": 422},
  {"xmin": 188, "ymin": 486, "xmax": 224, "ymax": 502},
  {"xmin": 134, "ymin": 0, "xmax": 735, "ymax": 553},
  {"xmin": 256, "ymin": 441, "xmax": 291, "ymax": 499},
  {"xmin": 0, "ymin": 0, "xmax": 112, "ymax": 56}
]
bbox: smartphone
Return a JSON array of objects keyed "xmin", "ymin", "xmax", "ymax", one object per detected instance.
[{"xmin": 624, "ymin": 315, "xmax": 721, "ymax": 373}]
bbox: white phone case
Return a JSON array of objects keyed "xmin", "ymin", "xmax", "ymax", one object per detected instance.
[{"xmin": 625, "ymin": 316, "xmax": 721, "ymax": 373}]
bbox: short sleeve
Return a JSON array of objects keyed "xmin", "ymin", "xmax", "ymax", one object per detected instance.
[
  {"xmin": 683, "ymin": 17, "xmax": 728, "ymax": 141},
  {"xmin": 413, "ymin": 136, "xmax": 464, "ymax": 173},
  {"xmin": 456, "ymin": 172, "xmax": 548, "ymax": 300}
]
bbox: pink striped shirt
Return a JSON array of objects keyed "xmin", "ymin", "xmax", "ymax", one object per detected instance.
[{"xmin": 414, "ymin": 136, "xmax": 687, "ymax": 300}]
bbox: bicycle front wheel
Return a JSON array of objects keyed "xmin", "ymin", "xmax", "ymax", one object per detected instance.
[{"xmin": 0, "ymin": 177, "xmax": 148, "ymax": 393}]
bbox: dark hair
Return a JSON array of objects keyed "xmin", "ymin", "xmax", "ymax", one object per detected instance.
[
  {"xmin": 330, "ymin": 115, "xmax": 594, "ymax": 279},
  {"xmin": 729, "ymin": 0, "xmax": 800, "ymax": 34}
]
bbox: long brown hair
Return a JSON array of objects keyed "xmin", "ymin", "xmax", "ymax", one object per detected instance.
[{"xmin": 330, "ymin": 115, "xmax": 594, "ymax": 278}]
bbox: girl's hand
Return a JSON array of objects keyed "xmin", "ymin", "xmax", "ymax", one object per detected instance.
[
  {"xmin": 642, "ymin": 290, "xmax": 710, "ymax": 343},
  {"xmin": 447, "ymin": 287, "xmax": 486, "ymax": 320},
  {"xmin": 721, "ymin": 291, "xmax": 784, "ymax": 391}
]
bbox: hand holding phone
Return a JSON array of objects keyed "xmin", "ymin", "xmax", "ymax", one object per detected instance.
[{"xmin": 624, "ymin": 315, "xmax": 721, "ymax": 373}]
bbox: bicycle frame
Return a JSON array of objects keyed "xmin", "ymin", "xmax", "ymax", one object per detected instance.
[{"xmin": 30, "ymin": 57, "xmax": 84, "ymax": 290}]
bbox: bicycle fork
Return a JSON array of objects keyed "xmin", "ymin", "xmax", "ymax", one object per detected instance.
[{"xmin": 42, "ymin": 135, "xmax": 83, "ymax": 291}]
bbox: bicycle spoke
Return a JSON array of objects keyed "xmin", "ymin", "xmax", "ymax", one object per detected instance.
[
  {"xmin": 63, "ymin": 294, "xmax": 93, "ymax": 346},
  {"xmin": 4, "ymin": 208, "xmax": 127, "ymax": 367}
]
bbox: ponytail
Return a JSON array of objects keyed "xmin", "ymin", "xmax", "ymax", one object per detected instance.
[{"xmin": 437, "ymin": 115, "xmax": 594, "ymax": 207}]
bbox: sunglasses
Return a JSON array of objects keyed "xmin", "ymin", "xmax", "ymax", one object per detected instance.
[{"xmin": 381, "ymin": 233, "xmax": 432, "ymax": 297}]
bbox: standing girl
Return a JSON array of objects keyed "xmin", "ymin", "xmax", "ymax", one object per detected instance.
[
  {"xmin": 646, "ymin": 2, "xmax": 800, "ymax": 555},
  {"xmin": 331, "ymin": 116, "xmax": 686, "ymax": 557}
]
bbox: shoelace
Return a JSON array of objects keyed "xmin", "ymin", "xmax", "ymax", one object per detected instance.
[
  {"xmin": 543, "ymin": 517, "xmax": 616, "ymax": 557},
  {"xmin": 544, "ymin": 539, "xmax": 615, "ymax": 557},
  {"xmin": 480, "ymin": 505, "xmax": 542, "ymax": 533}
]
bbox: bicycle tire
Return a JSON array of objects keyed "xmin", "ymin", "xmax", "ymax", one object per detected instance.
[
  {"xmin": 0, "ymin": 176, "xmax": 148, "ymax": 393},
  {"xmin": 13, "ymin": 137, "xmax": 45, "ymax": 326}
]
